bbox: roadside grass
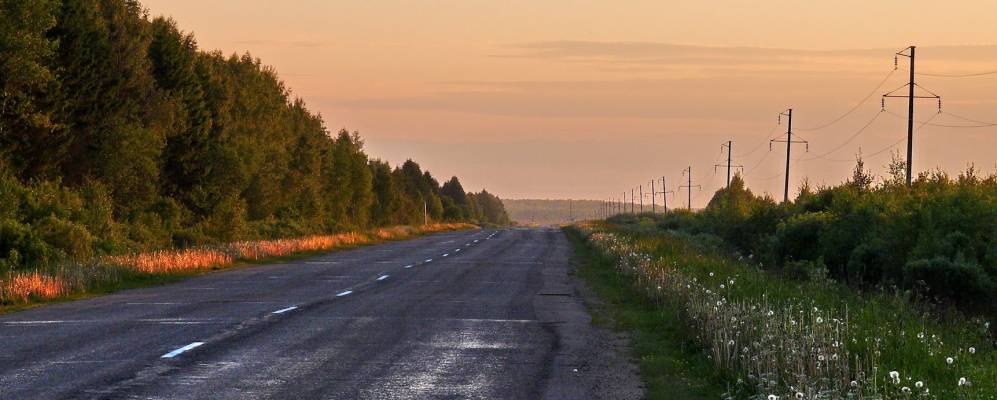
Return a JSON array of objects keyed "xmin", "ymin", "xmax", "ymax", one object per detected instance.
[
  {"xmin": 0, "ymin": 223, "xmax": 476, "ymax": 313},
  {"xmin": 565, "ymin": 226, "xmax": 727, "ymax": 400},
  {"xmin": 577, "ymin": 219, "xmax": 997, "ymax": 399}
]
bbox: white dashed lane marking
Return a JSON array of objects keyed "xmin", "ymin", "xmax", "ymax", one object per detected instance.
[
  {"xmin": 377, "ymin": 275, "xmax": 390, "ymax": 281},
  {"xmin": 161, "ymin": 342, "xmax": 204, "ymax": 358},
  {"xmin": 272, "ymin": 306, "xmax": 298, "ymax": 314},
  {"xmin": 336, "ymin": 290, "xmax": 353, "ymax": 297}
]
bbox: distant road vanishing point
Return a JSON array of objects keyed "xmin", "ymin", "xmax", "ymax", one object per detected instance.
[{"xmin": 0, "ymin": 228, "xmax": 642, "ymax": 399}]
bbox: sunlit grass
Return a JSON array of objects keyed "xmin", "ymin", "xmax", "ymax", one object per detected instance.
[{"xmin": 1, "ymin": 223, "xmax": 475, "ymax": 307}]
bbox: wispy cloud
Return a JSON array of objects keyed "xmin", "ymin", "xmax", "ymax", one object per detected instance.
[{"xmin": 232, "ymin": 39, "xmax": 334, "ymax": 48}]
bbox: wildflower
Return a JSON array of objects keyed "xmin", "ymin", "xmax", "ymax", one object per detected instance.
[
  {"xmin": 968, "ymin": 347, "xmax": 976, "ymax": 354},
  {"xmin": 889, "ymin": 371, "xmax": 900, "ymax": 384},
  {"xmin": 946, "ymin": 357, "xmax": 954, "ymax": 365},
  {"xmin": 850, "ymin": 380, "xmax": 858, "ymax": 388},
  {"xmin": 795, "ymin": 393, "xmax": 804, "ymax": 399},
  {"xmin": 915, "ymin": 381, "xmax": 923, "ymax": 388},
  {"xmin": 958, "ymin": 377, "xmax": 967, "ymax": 386},
  {"xmin": 901, "ymin": 387, "xmax": 910, "ymax": 393},
  {"xmin": 709, "ymin": 272, "xmax": 714, "ymax": 277},
  {"xmin": 816, "ymin": 317, "xmax": 823, "ymax": 324}
]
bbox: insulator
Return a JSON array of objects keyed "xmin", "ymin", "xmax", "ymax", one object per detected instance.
[
  {"xmin": 938, "ymin": 98, "xmax": 942, "ymax": 111},
  {"xmin": 881, "ymin": 98, "xmax": 886, "ymax": 111},
  {"xmin": 778, "ymin": 115, "xmax": 781, "ymax": 125},
  {"xmin": 806, "ymin": 143, "xmax": 810, "ymax": 152},
  {"xmin": 894, "ymin": 56, "xmax": 898, "ymax": 70}
]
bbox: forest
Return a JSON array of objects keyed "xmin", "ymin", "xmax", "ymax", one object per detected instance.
[{"xmin": 0, "ymin": 0, "xmax": 510, "ymax": 275}]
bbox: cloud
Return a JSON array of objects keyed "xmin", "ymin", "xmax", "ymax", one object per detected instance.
[{"xmin": 232, "ymin": 39, "xmax": 334, "ymax": 48}]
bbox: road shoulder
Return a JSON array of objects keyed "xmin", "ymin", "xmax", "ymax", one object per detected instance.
[
  {"xmin": 533, "ymin": 229, "xmax": 644, "ymax": 400},
  {"xmin": 562, "ymin": 227, "xmax": 725, "ymax": 400}
]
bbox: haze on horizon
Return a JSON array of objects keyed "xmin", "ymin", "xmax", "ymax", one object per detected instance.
[{"xmin": 141, "ymin": 0, "xmax": 997, "ymax": 207}]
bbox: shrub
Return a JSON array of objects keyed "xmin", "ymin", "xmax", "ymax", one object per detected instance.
[
  {"xmin": 34, "ymin": 216, "xmax": 94, "ymax": 261},
  {"xmin": 0, "ymin": 219, "xmax": 53, "ymax": 269},
  {"xmin": 904, "ymin": 257, "xmax": 996, "ymax": 309}
]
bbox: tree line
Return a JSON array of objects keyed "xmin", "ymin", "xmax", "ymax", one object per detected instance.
[{"xmin": 0, "ymin": 0, "xmax": 509, "ymax": 271}]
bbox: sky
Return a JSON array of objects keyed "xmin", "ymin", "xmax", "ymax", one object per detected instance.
[{"xmin": 141, "ymin": 0, "xmax": 997, "ymax": 207}]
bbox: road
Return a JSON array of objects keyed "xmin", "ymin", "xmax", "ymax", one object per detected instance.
[{"xmin": 0, "ymin": 228, "xmax": 643, "ymax": 399}]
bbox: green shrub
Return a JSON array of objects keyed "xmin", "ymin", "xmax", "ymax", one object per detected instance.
[
  {"xmin": 904, "ymin": 257, "xmax": 995, "ymax": 310},
  {"xmin": 34, "ymin": 216, "xmax": 94, "ymax": 261},
  {"xmin": 775, "ymin": 211, "xmax": 833, "ymax": 263},
  {"xmin": 0, "ymin": 219, "xmax": 53, "ymax": 269}
]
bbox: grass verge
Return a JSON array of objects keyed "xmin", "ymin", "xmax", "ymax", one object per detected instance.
[
  {"xmin": 1, "ymin": 223, "xmax": 475, "ymax": 314},
  {"xmin": 564, "ymin": 226, "xmax": 726, "ymax": 400}
]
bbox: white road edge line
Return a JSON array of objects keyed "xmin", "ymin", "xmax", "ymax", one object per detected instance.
[
  {"xmin": 425, "ymin": 258, "xmax": 433, "ymax": 262},
  {"xmin": 454, "ymin": 249, "xmax": 461, "ymax": 252},
  {"xmin": 403, "ymin": 264, "xmax": 414, "ymax": 269},
  {"xmin": 161, "ymin": 342, "xmax": 204, "ymax": 358},
  {"xmin": 272, "ymin": 306, "xmax": 298, "ymax": 314},
  {"xmin": 442, "ymin": 253, "xmax": 449, "ymax": 257},
  {"xmin": 336, "ymin": 290, "xmax": 353, "ymax": 297},
  {"xmin": 377, "ymin": 275, "xmax": 390, "ymax": 281}
]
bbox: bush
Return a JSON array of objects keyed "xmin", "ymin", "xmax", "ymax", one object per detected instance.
[
  {"xmin": 783, "ymin": 258, "xmax": 829, "ymax": 282},
  {"xmin": 34, "ymin": 216, "xmax": 94, "ymax": 261},
  {"xmin": 775, "ymin": 211, "xmax": 833, "ymax": 263},
  {"xmin": 0, "ymin": 219, "xmax": 53, "ymax": 269},
  {"xmin": 904, "ymin": 257, "xmax": 995, "ymax": 310}
]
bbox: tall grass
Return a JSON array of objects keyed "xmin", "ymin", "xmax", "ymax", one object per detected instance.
[
  {"xmin": 578, "ymin": 223, "xmax": 996, "ymax": 399},
  {"xmin": 1, "ymin": 223, "xmax": 473, "ymax": 306}
]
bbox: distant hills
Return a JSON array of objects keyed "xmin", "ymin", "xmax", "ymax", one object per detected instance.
[{"xmin": 502, "ymin": 199, "xmax": 607, "ymax": 225}]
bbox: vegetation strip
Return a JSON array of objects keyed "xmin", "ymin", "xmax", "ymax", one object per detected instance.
[
  {"xmin": 573, "ymin": 220, "xmax": 995, "ymax": 399},
  {"xmin": 564, "ymin": 227, "xmax": 726, "ymax": 400},
  {"xmin": 1, "ymin": 223, "xmax": 472, "ymax": 312}
]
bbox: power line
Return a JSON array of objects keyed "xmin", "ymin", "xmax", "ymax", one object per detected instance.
[
  {"xmin": 884, "ymin": 109, "xmax": 996, "ymax": 128},
  {"xmin": 799, "ymin": 110, "xmax": 883, "ymax": 162},
  {"xmin": 901, "ymin": 67, "xmax": 997, "ymax": 78},
  {"xmin": 798, "ymin": 69, "xmax": 896, "ymax": 131},
  {"xmin": 736, "ymin": 123, "xmax": 783, "ymax": 158}
]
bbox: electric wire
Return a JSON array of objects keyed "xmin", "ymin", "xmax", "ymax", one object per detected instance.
[
  {"xmin": 798, "ymin": 69, "xmax": 896, "ymax": 131},
  {"xmin": 799, "ymin": 111, "xmax": 883, "ymax": 162},
  {"xmin": 899, "ymin": 67, "xmax": 997, "ymax": 78}
]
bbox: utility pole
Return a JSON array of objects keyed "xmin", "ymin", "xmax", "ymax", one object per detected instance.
[
  {"xmin": 715, "ymin": 141, "xmax": 743, "ymax": 188},
  {"xmin": 568, "ymin": 200, "xmax": 572, "ymax": 222},
  {"xmin": 649, "ymin": 179, "xmax": 655, "ymax": 213},
  {"xmin": 654, "ymin": 177, "xmax": 674, "ymax": 213},
  {"xmin": 423, "ymin": 200, "xmax": 428, "ymax": 226},
  {"xmin": 679, "ymin": 167, "xmax": 701, "ymax": 210},
  {"xmin": 630, "ymin": 188, "xmax": 635, "ymax": 213},
  {"xmin": 883, "ymin": 46, "xmax": 941, "ymax": 187},
  {"xmin": 770, "ymin": 109, "xmax": 808, "ymax": 203},
  {"xmin": 639, "ymin": 185, "xmax": 644, "ymax": 213}
]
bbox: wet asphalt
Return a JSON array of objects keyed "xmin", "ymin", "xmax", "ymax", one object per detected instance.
[{"xmin": 0, "ymin": 227, "xmax": 640, "ymax": 399}]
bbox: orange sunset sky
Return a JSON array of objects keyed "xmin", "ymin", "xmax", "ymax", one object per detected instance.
[{"xmin": 141, "ymin": 0, "xmax": 997, "ymax": 207}]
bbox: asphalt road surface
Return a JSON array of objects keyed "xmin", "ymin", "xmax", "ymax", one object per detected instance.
[{"xmin": 0, "ymin": 228, "xmax": 643, "ymax": 399}]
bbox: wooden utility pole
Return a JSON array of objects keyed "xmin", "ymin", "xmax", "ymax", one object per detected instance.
[
  {"xmin": 715, "ymin": 141, "xmax": 743, "ymax": 188},
  {"xmin": 883, "ymin": 46, "xmax": 940, "ymax": 187},
  {"xmin": 771, "ymin": 109, "xmax": 808, "ymax": 203},
  {"xmin": 679, "ymin": 167, "xmax": 701, "ymax": 210}
]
